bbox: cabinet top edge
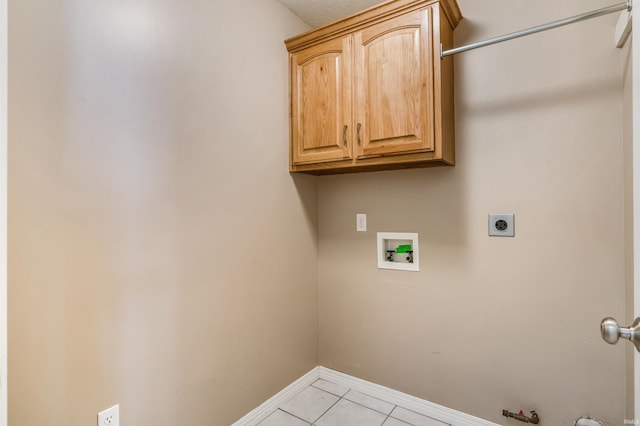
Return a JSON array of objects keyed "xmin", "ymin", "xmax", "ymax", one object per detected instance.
[{"xmin": 284, "ymin": 0, "xmax": 462, "ymax": 51}]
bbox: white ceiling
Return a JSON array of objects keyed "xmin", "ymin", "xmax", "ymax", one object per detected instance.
[{"xmin": 276, "ymin": 0, "xmax": 386, "ymax": 28}]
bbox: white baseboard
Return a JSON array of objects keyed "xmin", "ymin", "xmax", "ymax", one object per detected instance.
[
  {"xmin": 233, "ymin": 366, "xmax": 500, "ymax": 426},
  {"xmin": 231, "ymin": 367, "xmax": 321, "ymax": 426},
  {"xmin": 318, "ymin": 367, "xmax": 500, "ymax": 426}
]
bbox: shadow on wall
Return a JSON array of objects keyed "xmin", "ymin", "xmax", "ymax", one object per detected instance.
[
  {"xmin": 317, "ymin": 164, "xmax": 468, "ymax": 264},
  {"xmin": 292, "ymin": 173, "xmax": 319, "ymax": 239},
  {"xmin": 453, "ymin": 3, "xmax": 622, "ymax": 117},
  {"xmin": 458, "ymin": 78, "xmax": 621, "ymax": 117}
]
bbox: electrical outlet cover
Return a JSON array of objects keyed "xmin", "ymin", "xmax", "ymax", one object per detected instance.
[
  {"xmin": 98, "ymin": 404, "xmax": 119, "ymax": 426},
  {"xmin": 489, "ymin": 214, "xmax": 514, "ymax": 237}
]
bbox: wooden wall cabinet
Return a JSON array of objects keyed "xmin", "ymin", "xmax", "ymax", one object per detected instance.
[{"xmin": 285, "ymin": 0, "xmax": 462, "ymax": 174}]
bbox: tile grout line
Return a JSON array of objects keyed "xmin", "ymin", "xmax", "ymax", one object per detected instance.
[
  {"xmin": 310, "ymin": 386, "xmax": 409, "ymax": 426},
  {"xmin": 265, "ymin": 408, "xmax": 312, "ymax": 425},
  {"xmin": 380, "ymin": 404, "xmax": 397, "ymax": 425},
  {"xmin": 241, "ymin": 368, "xmax": 494, "ymax": 426},
  {"xmin": 312, "ymin": 383, "xmax": 399, "ymax": 418},
  {"xmin": 310, "ymin": 394, "xmax": 344, "ymax": 425},
  {"xmin": 343, "ymin": 392, "xmax": 399, "ymax": 418},
  {"xmin": 392, "ymin": 404, "xmax": 451, "ymax": 426},
  {"xmin": 318, "ymin": 368, "xmax": 481, "ymax": 425},
  {"xmin": 273, "ymin": 383, "xmax": 429, "ymax": 426},
  {"xmin": 310, "ymin": 383, "xmax": 347, "ymax": 398},
  {"xmin": 312, "ymin": 384, "xmax": 401, "ymax": 421}
]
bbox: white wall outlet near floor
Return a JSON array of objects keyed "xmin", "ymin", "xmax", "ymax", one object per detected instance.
[
  {"xmin": 356, "ymin": 213, "xmax": 367, "ymax": 232},
  {"xmin": 489, "ymin": 213, "xmax": 515, "ymax": 237},
  {"xmin": 98, "ymin": 404, "xmax": 119, "ymax": 426}
]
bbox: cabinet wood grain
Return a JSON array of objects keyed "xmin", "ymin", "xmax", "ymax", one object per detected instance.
[{"xmin": 286, "ymin": 0, "xmax": 461, "ymax": 174}]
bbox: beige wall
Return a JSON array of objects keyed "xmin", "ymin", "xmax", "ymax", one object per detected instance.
[
  {"xmin": 318, "ymin": 0, "xmax": 627, "ymax": 424},
  {"xmin": 8, "ymin": 0, "xmax": 316, "ymax": 424},
  {"xmin": 8, "ymin": 0, "xmax": 632, "ymax": 424}
]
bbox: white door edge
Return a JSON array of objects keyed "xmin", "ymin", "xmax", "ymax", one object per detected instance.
[
  {"xmin": 0, "ymin": 0, "xmax": 7, "ymax": 424},
  {"xmin": 632, "ymin": 5, "xmax": 640, "ymax": 421}
]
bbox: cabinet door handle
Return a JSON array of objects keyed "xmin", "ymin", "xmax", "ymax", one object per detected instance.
[
  {"xmin": 357, "ymin": 123, "xmax": 362, "ymax": 146},
  {"xmin": 343, "ymin": 125, "xmax": 348, "ymax": 147}
]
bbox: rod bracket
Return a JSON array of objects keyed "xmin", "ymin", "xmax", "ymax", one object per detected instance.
[{"xmin": 627, "ymin": 0, "xmax": 632, "ymax": 11}]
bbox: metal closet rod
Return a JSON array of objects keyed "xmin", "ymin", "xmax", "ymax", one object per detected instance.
[{"xmin": 441, "ymin": 0, "xmax": 632, "ymax": 58}]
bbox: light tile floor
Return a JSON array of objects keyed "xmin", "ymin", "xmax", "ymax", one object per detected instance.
[{"xmin": 257, "ymin": 379, "xmax": 450, "ymax": 426}]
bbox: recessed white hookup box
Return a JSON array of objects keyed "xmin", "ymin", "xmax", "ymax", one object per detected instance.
[{"xmin": 377, "ymin": 232, "xmax": 419, "ymax": 272}]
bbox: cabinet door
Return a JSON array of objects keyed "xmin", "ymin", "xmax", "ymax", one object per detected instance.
[
  {"xmin": 290, "ymin": 37, "xmax": 352, "ymax": 165},
  {"xmin": 354, "ymin": 8, "xmax": 434, "ymax": 158}
]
